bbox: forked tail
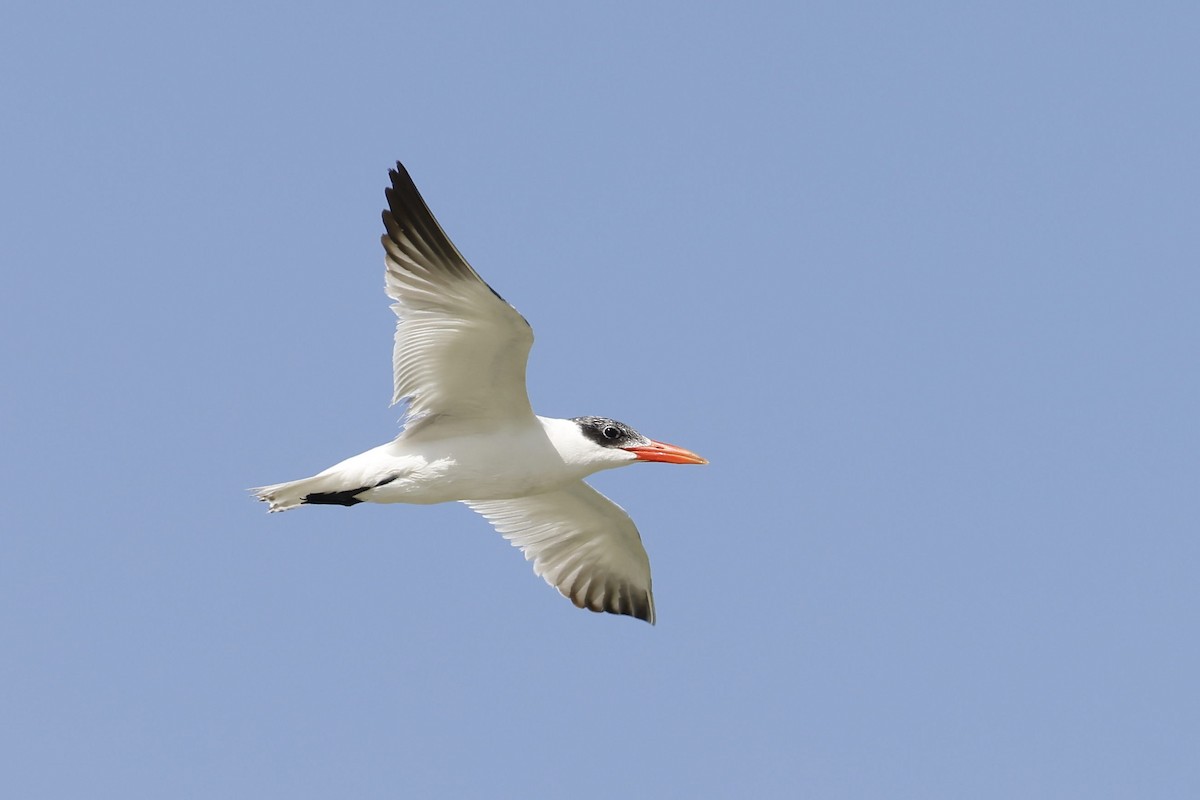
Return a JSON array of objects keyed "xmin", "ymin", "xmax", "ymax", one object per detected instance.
[{"xmin": 252, "ymin": 474, "xmax": 374, "ymax": 512}]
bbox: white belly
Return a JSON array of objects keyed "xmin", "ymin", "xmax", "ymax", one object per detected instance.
[{"xmin": 349, "ymin": 423, "xmax": 586, "ymax": 505}]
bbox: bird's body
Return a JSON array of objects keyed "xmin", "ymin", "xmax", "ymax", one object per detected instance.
[
  {"xmin": 258, "ymin": 416, "xmax": 616, "ymax": 509},
  {"xmin": 254, "ymin": 163, "xmax": 705, "ymax": 624}
]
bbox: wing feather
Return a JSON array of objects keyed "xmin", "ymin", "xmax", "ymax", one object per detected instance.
[
  {"xmin": 465, "ymin": 482, "xmax": 656, "ymax": 624},
  {"xmin": 382, "ymin": 163, "xmax": 534, "ymax": 431}
]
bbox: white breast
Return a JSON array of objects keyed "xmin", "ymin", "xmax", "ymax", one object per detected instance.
[{"xmin": 356, "ymin": 417, "xmax": 596, "ymax": 505}]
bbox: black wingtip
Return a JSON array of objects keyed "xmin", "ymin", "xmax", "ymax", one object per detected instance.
[
  {"xmin": 301, "ymin": 488, "xmax": 366, "ymax": 507},
  {"xmin": 389, "ymin": 160, "xmax": 413, "ymax": 186},
  {"xmin": 572, "ymin": 583, "xmax": 656, "ymax": 624},
  {"xmin": 381, "ymin": 161, "xmax": 467, "ymax": 273},
  {"xmin": 380, "ymin": 160, "xmax": 524, "ymax": 322}
]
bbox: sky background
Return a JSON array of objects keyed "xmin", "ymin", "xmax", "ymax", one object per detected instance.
[{"xmin": 2, "ymin": 2, "xmax": 1198, "ymax": 797}]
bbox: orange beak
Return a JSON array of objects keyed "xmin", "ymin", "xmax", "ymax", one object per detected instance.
[{"xmin": 623, "ymin": 440, "xmax": 708, "ymax": 465}]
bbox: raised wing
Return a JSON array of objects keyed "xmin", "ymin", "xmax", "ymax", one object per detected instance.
[
  {"xmin": 382, "ymin": 162, "xmax": 535, "ymax": 431},
  {"xmin": 465, "ymin": 482, "xmax": 656, "ymax": 624}
]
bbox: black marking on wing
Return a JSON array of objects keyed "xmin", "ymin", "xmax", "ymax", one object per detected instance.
[
  {"xmin": 383, "ymin": 161, "xmax": 529, "ymax": 327},
  {"xmin": 302, "ymin": 474, "xmax": 399, "ymax": 507},
  {"xmin": 628, "ymin": 586, "xmax": 654, "ymax": 623},
  {"xmin": 302, "ymin": 488, "xmax": 366, "ymax": 507},
  {"xmin": 574, "ymin": 580, "xmax": 654, "ymax": 623}
]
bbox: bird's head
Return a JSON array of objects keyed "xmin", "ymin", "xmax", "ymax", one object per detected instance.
[{"xmin": 568, "ymin": 416, "xmax": 708, "ymax": 470}]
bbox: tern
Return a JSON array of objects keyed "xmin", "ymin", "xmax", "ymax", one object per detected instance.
[{"xmin": 254, "ymin": 162, "xmax": 706, "ymax": 624}]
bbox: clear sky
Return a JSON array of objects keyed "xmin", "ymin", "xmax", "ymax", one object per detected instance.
[{"xmin": 3, "ymin": 2, "xmax": 1198, "ymax": 797}]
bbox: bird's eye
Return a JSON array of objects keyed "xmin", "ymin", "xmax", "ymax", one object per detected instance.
[{"xmin": 602, "ymin": 426, "xmax": 621, "ymax": 440}]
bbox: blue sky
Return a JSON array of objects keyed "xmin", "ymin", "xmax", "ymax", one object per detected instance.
[{"xmin": 3, "ymin": 2, "xmax": 1198, "ymax": 797}]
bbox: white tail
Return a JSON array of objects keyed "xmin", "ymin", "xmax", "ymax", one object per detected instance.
[
  {"xmin": 252, "ymin": 470, "xmax": 374, "ymax": 511},
  {"xmin": 252, "ymin": 457, "xmax": 398, "ymax": 511},
  {"xmin": 251, "ymin": 476, "xmax": 322, "ymax": 512},
  {"xmin": 253, "ymin": 445, "xmax": 407, "ymax": 512}
]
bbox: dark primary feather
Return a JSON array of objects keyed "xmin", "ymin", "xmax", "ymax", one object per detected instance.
[{"xmin": 382, "ymin": 162, "xmax": 521, "ymax": 310}]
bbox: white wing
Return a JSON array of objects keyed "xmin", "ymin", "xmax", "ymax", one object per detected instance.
[
  {"xmin": 382, "ymin": 162, "xmax": 535, "ymax": 432},
  {"xmin": 465, "ymin": 482, "xmax": 656, "ymax": 624}
]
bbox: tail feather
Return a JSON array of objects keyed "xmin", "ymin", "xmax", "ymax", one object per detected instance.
[
  {"xmin": 252, "ymin": 474, "xmax": 369, "ymax": 512},
  {"xmin": 252, "ymin": 477, "xmax": 313, "ymax": 512},
  {"xmin": 253, "ymin": 445, "xmax": 404, "ymax": 512}
]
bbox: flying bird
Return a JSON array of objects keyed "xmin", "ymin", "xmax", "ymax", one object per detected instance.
[{"xmin": 253, "ymin": 162, "xmax": 706, "ymax": 624}]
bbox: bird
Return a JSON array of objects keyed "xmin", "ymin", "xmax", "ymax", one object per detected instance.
[{"xmin": 253, "ymin": 162, "xmax": 706, "ymax": 624}]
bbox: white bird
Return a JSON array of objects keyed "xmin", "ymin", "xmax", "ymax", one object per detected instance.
[{"xmin": 253, "ymin": 162, "xmax": 706, "ymax": 624}]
